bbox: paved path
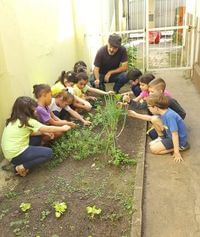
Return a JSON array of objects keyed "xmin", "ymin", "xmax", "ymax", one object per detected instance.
[{"xmin": 143, "ymin": 71, "xmax": 200, "ymax": 237}]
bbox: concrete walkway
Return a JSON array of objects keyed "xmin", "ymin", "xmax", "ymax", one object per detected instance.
[{"xmin": 143, "ymin": 71, "xmax": 200, "ymax": 237}]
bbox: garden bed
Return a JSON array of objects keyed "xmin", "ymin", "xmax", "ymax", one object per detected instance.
[{"xmin": 0, "ymin": 98, "xmax": 146, "ymax": 237}]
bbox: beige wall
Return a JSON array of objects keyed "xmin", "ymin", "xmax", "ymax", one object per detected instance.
[
  {"xmin": 72, "ymin": 0, "xmax": 116, "ymax": 71},
  {"xmin": 0, "ymin": 0, "xmax": 115, "ymax": 159},
  {"xmin": 0, "ymin": 0, "xmax": 78, "ymax": 158}
]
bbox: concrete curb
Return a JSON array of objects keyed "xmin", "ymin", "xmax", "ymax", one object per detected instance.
[{"xmin": 131, "ymin": 122, "xmax": 147, "ymax": 237}]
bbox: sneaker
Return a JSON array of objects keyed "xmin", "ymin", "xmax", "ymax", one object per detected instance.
[{"xmin": 179, "ymin": 142, "xmax": 190, "ymax": 151}]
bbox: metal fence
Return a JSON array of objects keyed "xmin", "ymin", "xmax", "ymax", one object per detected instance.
[{"xmin": 85, "ymin": 0, "xmax": 197, "ymax": 72}]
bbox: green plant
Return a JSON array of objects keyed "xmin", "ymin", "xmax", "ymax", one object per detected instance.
[
  {"xmin": 126, "ymin": 45, "xmax": 137, "ymax": 70},
  {"xmin": 5, "ymin": 191, "xmax": 19, "ymax": 199},
  {"xmin": 53, "ymin": 202, "xmax": 67, "ymax": 218},
  {"xmin": 0, "ymin": 209, "xmax": 9, "ymax": 220},
  {"xmin": 108, "ymin": 147, "xmax": 137, "ymax": 166},
  {"xmin": 86, "ymin": 205, "xmax": 102, "ymax": 218},
  {"xmin": 122, "ymin": 35, "xmax": 137, "ymax": 70},
  {"xmin": 51, "ymin": 95, "xmax": 134, "ymax": 168},
  {"xmin": 40, "ymin": 210, "xmax": 51, "ymax": 221},
  {"xmin": 19, "ymin": 203, "xmax": 31, "ymax": 212}
]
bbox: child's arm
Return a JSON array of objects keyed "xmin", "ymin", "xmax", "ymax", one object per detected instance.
[
  {"xmin": 83, "ymin": 94, "xmax": 97, "ymax": 101},
  {"xmin": 171, "ymin": 131, "xmax": 183, "ymax": 162},
  {"xmin": 67, "ymin": 108, "xmax": 91, "ymax": 126},
  {"xmin": 74, "ymin": 96, "xmax": 92, "ymax": 111},
  {"xmin": 121, "ymin": 91, "xmax": 133, "ymax": 96},
  {"xmin": 133, "ymin": 94, "xmax": 142, "ymax": 102},
  {"xmin": 48, "ymin": 112, "xmax": 76, "ymax": 128},
  {"xmin": 128, "ymin": 110, "xmax": 152, "ymax": 121},
  {"xmin": 88, "ymin": 87, "xmax": 114, "ymax": 96},
  {"xmin": 50, "ymin": 111, "xmax": 60, "ymax": 121},
  {"xmin": 39, "ymin": 124, "xmax": 71, "ymax": 134}
]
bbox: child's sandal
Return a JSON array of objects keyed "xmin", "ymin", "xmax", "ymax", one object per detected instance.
[{"xmin": 15, "ymin": 165, "xmax": 29, "ymax": 177}]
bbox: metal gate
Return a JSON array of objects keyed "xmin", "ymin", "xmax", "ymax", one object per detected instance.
[{"xmin": 85, "ymin": 0, "xmax": 197, "ymax": 73}]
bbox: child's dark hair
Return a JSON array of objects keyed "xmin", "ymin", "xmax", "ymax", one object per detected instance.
[
  {"xmin": 55, "ymin": 70, "xmax": 77, "ymax": 85},
  {"xmin": 55, "ymin": 90, "xmax": 74, "ymax": 104},
  {"xmin": 146, "ymin": 94, "xmax": 169, "ymax": 109},
  {"xmin": 76, "ymin": 72, "xmax": 88, "ymax": 82},
  {"xmin": 33, "ymin": 84, "xmax": 51, "ymax": 99},
  {"xmin": 148, "ymin": 78, "xmax": 166, "ymax": 91},
  {"xmin": 74, "ymin": 61, "xmax": 87, "ymax": 73},
  {"xmin": 6, "ymin": 96, "xmax": 38, "ymax": 127},
  {"xmin": 139, "ymin": 73, "xmax": 155, "ymax": 85},
  {"xmin": 127, "ymin": 68, "xmax": 142, "ymax": 81}
]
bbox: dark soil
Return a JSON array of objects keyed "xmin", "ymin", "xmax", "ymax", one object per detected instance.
[{"xmin": 0, "ymin": 113, "xmax": 146, "ymax": 237}]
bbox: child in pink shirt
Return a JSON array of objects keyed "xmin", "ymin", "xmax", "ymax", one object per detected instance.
[{"xmin": 134, "ymin": 73, "xmax": 155, "ymax": 102}]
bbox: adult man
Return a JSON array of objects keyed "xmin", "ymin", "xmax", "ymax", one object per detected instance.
[{"xmin": 90, "ymin": 34, "xmax": 129, "ymax": 93}]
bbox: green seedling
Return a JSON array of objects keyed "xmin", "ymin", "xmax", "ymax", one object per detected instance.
[
  {"xmin": 0, "ymin": 209, "xmax": 9, "ymax": 220},
  {"xmin": 53, "ymin": 202, "xmax": 67, "ymax": 218},
  {"xmin": 40, "ymin": 210, "xmax": 51, "ymax": 221},
  {"xmin": 86, "ymin": 205, "xmax": 101, "ymax": 218},
  {"xmin": 20, "ymin": 202, "xmax": 31, "ymax": 212}
]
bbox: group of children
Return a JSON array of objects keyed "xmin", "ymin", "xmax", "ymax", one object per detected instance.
[
  {"xmin": 122, "ymin": 68, "xmax": 189, "ymax": 163},
  {"xmin": 1, "ymin": 63, "xmax": 189, "ymax": 177}
]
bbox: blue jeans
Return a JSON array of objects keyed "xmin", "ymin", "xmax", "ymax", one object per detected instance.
[
  {"xmin": 89, "ymin": 72, "xmax": 128, "ymax": 93},
  {"xmin": 11, "ymin": 136, "xmax": 53, "ymax": 170}
]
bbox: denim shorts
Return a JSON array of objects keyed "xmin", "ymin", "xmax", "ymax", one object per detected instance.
[
  {"xmin": 161, "ymin": 138, "xmax": 189, "ymax": 151},
  {"xmin": 161, "ymin": 138, "xmax": 174, "ymax": 150}
]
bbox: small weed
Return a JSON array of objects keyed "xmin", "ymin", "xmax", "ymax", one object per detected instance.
[
  {"xmin": 40, "ymin": 210, "xmax": 51, "ymax": 221},
  {"xmin": 102, "ymin": 212, "xmax": 123, "ymax": 222},
  {"xmin": 109, "ymin": 147, "xmax": 137, "ymax": 166},
  {"xmin": 86, "ymin": 205, "xmax": 102, "ymax": 218},
  {"xmin": 10, "ymin": 220, "xmax": 25, "ymax": 227},
  {"xmin": 5, "ymin": 191, "xmax": 19, "ymax": 199},
  {"xmin": 0, "ymin": 208, "xmax": 9, "ymax": 220},
  {"xmin": 53, "ymin": 202, "xmax": 67, "ymax": 218},
  {"xmin": 13, "ymin": 227, "xmax": 21, "ymax": 236}
]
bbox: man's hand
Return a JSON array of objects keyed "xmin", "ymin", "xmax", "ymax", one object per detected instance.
[
  {"xmin": 173, "ymin": 152, "xmax": 183, "ymax": 163},
  {"xmin": 104, "ymin": 71, "xmax": 112, "ymax": 82}
]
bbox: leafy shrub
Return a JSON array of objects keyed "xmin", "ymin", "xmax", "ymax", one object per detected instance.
[{"xmin": 51, "ymin": 95, "xmax": 136, "ymax": 167}]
